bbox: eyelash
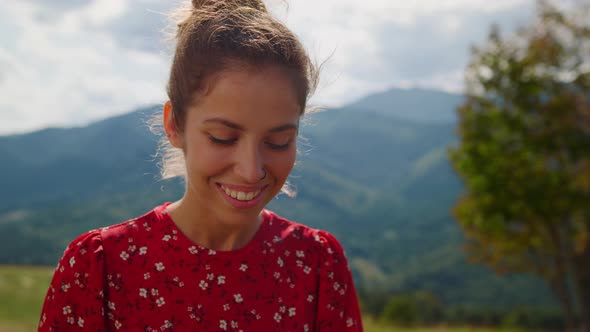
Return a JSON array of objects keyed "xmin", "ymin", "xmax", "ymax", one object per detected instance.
[{"xmin": 208, "ymin": 135, "xmax": 291, "ymax": 151}]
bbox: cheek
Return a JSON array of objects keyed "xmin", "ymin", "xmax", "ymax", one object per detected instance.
[
  {"xmin": 184, "ymin": 138, "xmax": 230, "ymax": 178},
  {"xmin": 268, "ymin": 149, "xmax": 296, "ymax": 181}
]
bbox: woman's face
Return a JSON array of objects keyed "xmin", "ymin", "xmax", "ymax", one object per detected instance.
[{"xmin": 166, "ymin": 65, "xmax": 301, "ymax": 225}]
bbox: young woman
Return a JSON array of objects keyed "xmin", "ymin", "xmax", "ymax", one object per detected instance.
[{"xmin": 38, "ymin": 1, "xmax": 363, "ymax": 331}]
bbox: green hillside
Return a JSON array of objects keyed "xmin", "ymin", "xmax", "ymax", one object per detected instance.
[{"xmin": 0, "ymin": 88, "xmax": 557, "ymax": 310}]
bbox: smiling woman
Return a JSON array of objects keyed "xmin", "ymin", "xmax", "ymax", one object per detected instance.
[{"xmin": 37, "ymin": 0, "xmax": 362, "ymax": 331}]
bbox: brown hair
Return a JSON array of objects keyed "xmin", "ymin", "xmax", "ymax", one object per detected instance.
[{"xmin": 157, "ymin": 0, "xmax": 318, "ymax": 183}]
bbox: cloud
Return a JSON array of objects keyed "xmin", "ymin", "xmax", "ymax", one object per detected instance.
[
  {"xmin": 270, "ymin": 0, "xmax": 535, "ymax": 106},
  {"xmin": 0, "ymin": 0, "xmax": 170, "ymax": 135},
  {"xmin": 0, "ymin": 0, "xmax": 538, "ymax": 135}
]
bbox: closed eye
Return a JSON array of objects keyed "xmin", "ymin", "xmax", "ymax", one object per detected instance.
[
  {"xmin": 266, "ymin": 140, "xmax": 292, "ymax": 151},
  {"xmin": 208, "ymin": 134, "xmax": 236, "ymax": 145}
]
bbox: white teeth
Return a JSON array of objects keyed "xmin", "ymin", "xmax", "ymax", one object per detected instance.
[{"xmin": 221, "ymin": 185, "xmax": 261, "ymax": 201}]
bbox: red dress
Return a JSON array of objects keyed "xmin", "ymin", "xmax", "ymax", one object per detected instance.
[{"xmin": 39, "ymin": 204, "xmax": 363, "ymax": 331}]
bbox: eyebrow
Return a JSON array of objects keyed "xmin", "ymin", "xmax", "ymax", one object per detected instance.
[{"xmin": 203, "ymin": 118, "xmax": 298, "ymax": 132}]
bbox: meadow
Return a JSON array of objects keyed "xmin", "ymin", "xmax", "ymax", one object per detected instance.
[{"xmin": 0, "ymin": 265, "xmax": 529, "ymax": 332}]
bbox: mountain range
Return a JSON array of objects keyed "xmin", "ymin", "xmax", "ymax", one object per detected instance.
[{"xmin": 0, "ymin": 87, "xmax": 556, "ymax": 309}]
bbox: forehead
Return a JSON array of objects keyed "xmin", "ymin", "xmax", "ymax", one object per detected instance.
[{"xmin": 189, "ymin": 65, "xmax": 302, "ymax": 127}]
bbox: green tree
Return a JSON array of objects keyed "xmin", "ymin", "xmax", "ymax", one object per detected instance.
[
  {"xmin": 380, "ymin": 291, "xmax": 443, "ymax": 326},
  {"xmin": 449, "ymin": 1, "xmax": 590, "ymax": 331}
]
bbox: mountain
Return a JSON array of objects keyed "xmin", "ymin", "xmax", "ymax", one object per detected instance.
[
  {"xmin": 0, "ymin": 88, "xmax": 555, "ymax": 309},
  {"xmin": 344, "ymin": 87, "xmax": 462, "ymax": 124}
]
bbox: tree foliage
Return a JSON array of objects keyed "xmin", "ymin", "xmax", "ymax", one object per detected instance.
[{"xmin": 450, "ymin": 1, "xmax": 590, "ymax": 330}]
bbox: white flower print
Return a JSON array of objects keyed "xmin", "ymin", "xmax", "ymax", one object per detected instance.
[
  {"xmin": 151, "ymin": 288, "xmax": 159, "ymax": 296},
  {"xmin": 208, "ymin": 249, "xmax": 216, "ymax": 255},
  {"xmin": 219, "ymin": 320, "xmax": 227, "ymax": 330},
  {"xmin": 307, "ymin": 295, "xmax": 314, "ymax": 302},
  {"xmin": 234, "ymin": 293, "xmax": 243, "ymax": 303},
  {"xmin": 296, "ymin": 250, "xmax": 305, "ymax": 258},
  {"xmin": 231, "ymin": 320, "xmax": 238, "ymax": 328},
  {"xmin": 139, "ymin": 288, "xmax": 147, "ymax": 298},
  {"xmin": 296, "ymin": 260, "xmax": 303, "ymax": 267},
  {"xmin": 120, "ymin": 251, "xmax": 129, "ymax": 261},
  {"xmin": 128, "ymin": 245, "xmax": 136, "ymax": 252},
  {"xmin": 346, "ymin": 317, "xmax": 354, "ymax": 327},
  {"xmin": 162, "ymin": 234, "xmax": 171, "ymax": 241},
  {"xmin": 239, "ymin": 264, "xmax": 248, "ymax": 272},
  {"xmin": 144, "ymin": 272, "xmax": 150, "ymax": 280},
  {"xmin": 69, "ymin": 256, "xmax": 76, "ymax": 267},
  {"xmin": 223, "ymin": 304, "xmax": 230, "ymax": 311},
  {"xmin": 108, "ymin": 301, "xmax": 116, "ymax": 311},
  {"xmin": 62, "ymin": 306, "xmax": 72, "ymax": 315},
  {"xmin": 327, "ymin": 247, "xmax": 334, "ymax": 254},
  {"xmin": 333, "ymin": 282, "xmax": 340, "ymax": 290},
  {"xmin": 67, "ymin": 316, "xmax": 74, "ymax": 325},
  {"xmin": 61, "ymin": 283, "xmax": 71, "ymax": 292},
  {"xmin": 277, "ymin": 257, "xmax": 284, "ymax": 267},
  {"xmin": 188, "ymin": 246, "xmax": 198, "ymax": 254},
  {"xmin": 217, "ymin": 275, "xmax": 226, "ymax": 285},
  {"xmin": 274, "ymin": 272, "xmax": 280, "ymax": 279},
  {"xmin": 273, "ymin": 312, "xmax": 282, "ymax": 322},
  {"xmin": 303, "ymin": 266, "xmax": 311, "ymax": 274},
  {"xmin": 304, "ymin": 324, "xmax": 310, "ymax": 332},
  {"xmin": 288, "ymin": 307, "xmax": 296, "ymax": 317},
  {"xmin": 139, "ymin": 246, "xmax": 147, "ymax": 255},
  {"xmin": 199, "ymin": 280, "xmax": 208, "ymax": 290},
  {"xmin": 207, "ymin": 273, "xmax": 214, "ymax": 281},
  {"xmin": 114, "ymin": 320, "xmax": 122, "ymax": 329},
  {"xmin": 155, "ymin": 262, "xmax": 165, "ymax": 271},
  {"xmin": 279, "ymin": 306, "xmax": 286, "ymax": 313},
  {"xmin": 77, "ymin": 317, "xmax": 84, "ymax": 327},
  {"xmin": 156, "ymin": 297, "xmax": 165, "ymax": 307}
]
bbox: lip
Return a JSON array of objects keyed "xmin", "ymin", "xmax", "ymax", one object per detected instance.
[{"xmin": 215, "ymin": 183, "xmax": 268, "ymax": 209}]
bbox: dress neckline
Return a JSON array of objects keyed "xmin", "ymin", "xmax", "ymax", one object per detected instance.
[{"xmin": 153, "ymin": 202, "xmax": 271, "ymax": 257}]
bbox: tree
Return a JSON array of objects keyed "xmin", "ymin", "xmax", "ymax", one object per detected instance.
[{"xmin": 449, "ymin": 1, "xmax": 590, "ymax": 331}]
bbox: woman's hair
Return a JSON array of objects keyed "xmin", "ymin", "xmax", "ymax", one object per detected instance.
[{"xmin": 156, "ymin": 0, "xmax": 318, "ymax": 184}]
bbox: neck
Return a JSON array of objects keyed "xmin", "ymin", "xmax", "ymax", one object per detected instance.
[{"xmin": 166, "ymin": 196, "xmax": 262, "ymax": 251}]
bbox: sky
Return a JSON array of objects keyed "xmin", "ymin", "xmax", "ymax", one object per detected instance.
[{"xmin": 0, "ymin": 0, "xmax": 538, "ymax": 136}]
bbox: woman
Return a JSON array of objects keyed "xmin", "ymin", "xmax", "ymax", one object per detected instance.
[{"xmin": 39, "ymin": 0, "xmax": 363, "ymax": 331}]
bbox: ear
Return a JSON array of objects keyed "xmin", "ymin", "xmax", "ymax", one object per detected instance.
[{"xmin": 163, "ymin": 101, "xmax": 183, "ymax": 149}]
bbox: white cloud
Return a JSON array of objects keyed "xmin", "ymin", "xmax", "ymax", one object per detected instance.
[
  {"xmin": 0, "ymin": 0, "xmax": 169, "ymax": 135},
  {"xmin": 0, "ymin": 0, "xmax": 539, "ymax": 135}
]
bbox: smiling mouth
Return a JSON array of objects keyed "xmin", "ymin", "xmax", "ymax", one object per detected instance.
[{"xmin": 219, "ymin": 184, "xmax": 262, "ymax": 201}]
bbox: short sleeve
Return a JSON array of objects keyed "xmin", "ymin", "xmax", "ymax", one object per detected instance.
[
  {"xmin": 38, "ymin": 230, "xmax": 107, "ymax": 331},
  {"xmin": 315, "ymin": 230, "xmax": 363, "ymax": 331}
]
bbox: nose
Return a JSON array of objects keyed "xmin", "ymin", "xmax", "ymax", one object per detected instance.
[{"xmin": 234, "ymin": 141, "xmax": 266, "ymax": 183}]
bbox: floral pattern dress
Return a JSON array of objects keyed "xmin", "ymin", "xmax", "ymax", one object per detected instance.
[{"xmin": 39, "ymin": 203, "xmax": 363, "ymax": 331}]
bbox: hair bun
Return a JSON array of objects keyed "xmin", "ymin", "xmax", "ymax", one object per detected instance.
[{"xmin": 191, "ymin": 0, "xmax": 267, "ymax": 12}]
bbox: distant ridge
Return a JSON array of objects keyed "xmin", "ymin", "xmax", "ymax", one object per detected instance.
[
  {"xmin": 345, "ymin": 87, "xmax": 462, "ymax": 124},
  {"xmin": 0, "ymin": 87, "xmax": 555, "ymax": 308}
]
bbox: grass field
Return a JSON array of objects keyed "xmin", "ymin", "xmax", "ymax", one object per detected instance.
[
  {"xmin": 0, "ymin": 265, "xmax": 53, "ymax": 332},
  {"xmin": 0, "ymin": 265, "xmax": 526, "ymax": 332}
]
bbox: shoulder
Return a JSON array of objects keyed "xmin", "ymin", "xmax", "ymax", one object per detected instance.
[
  {"xmin": 58, "ymin": 229, "xmax": 104, "ymax": 269},
  {"xmin": 98, "ymin": 205, "xmax": 164, "ymax": 242},
  {"xmin": 58, "ymin": 205, "xmax": 165, "ymax": 264}
]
